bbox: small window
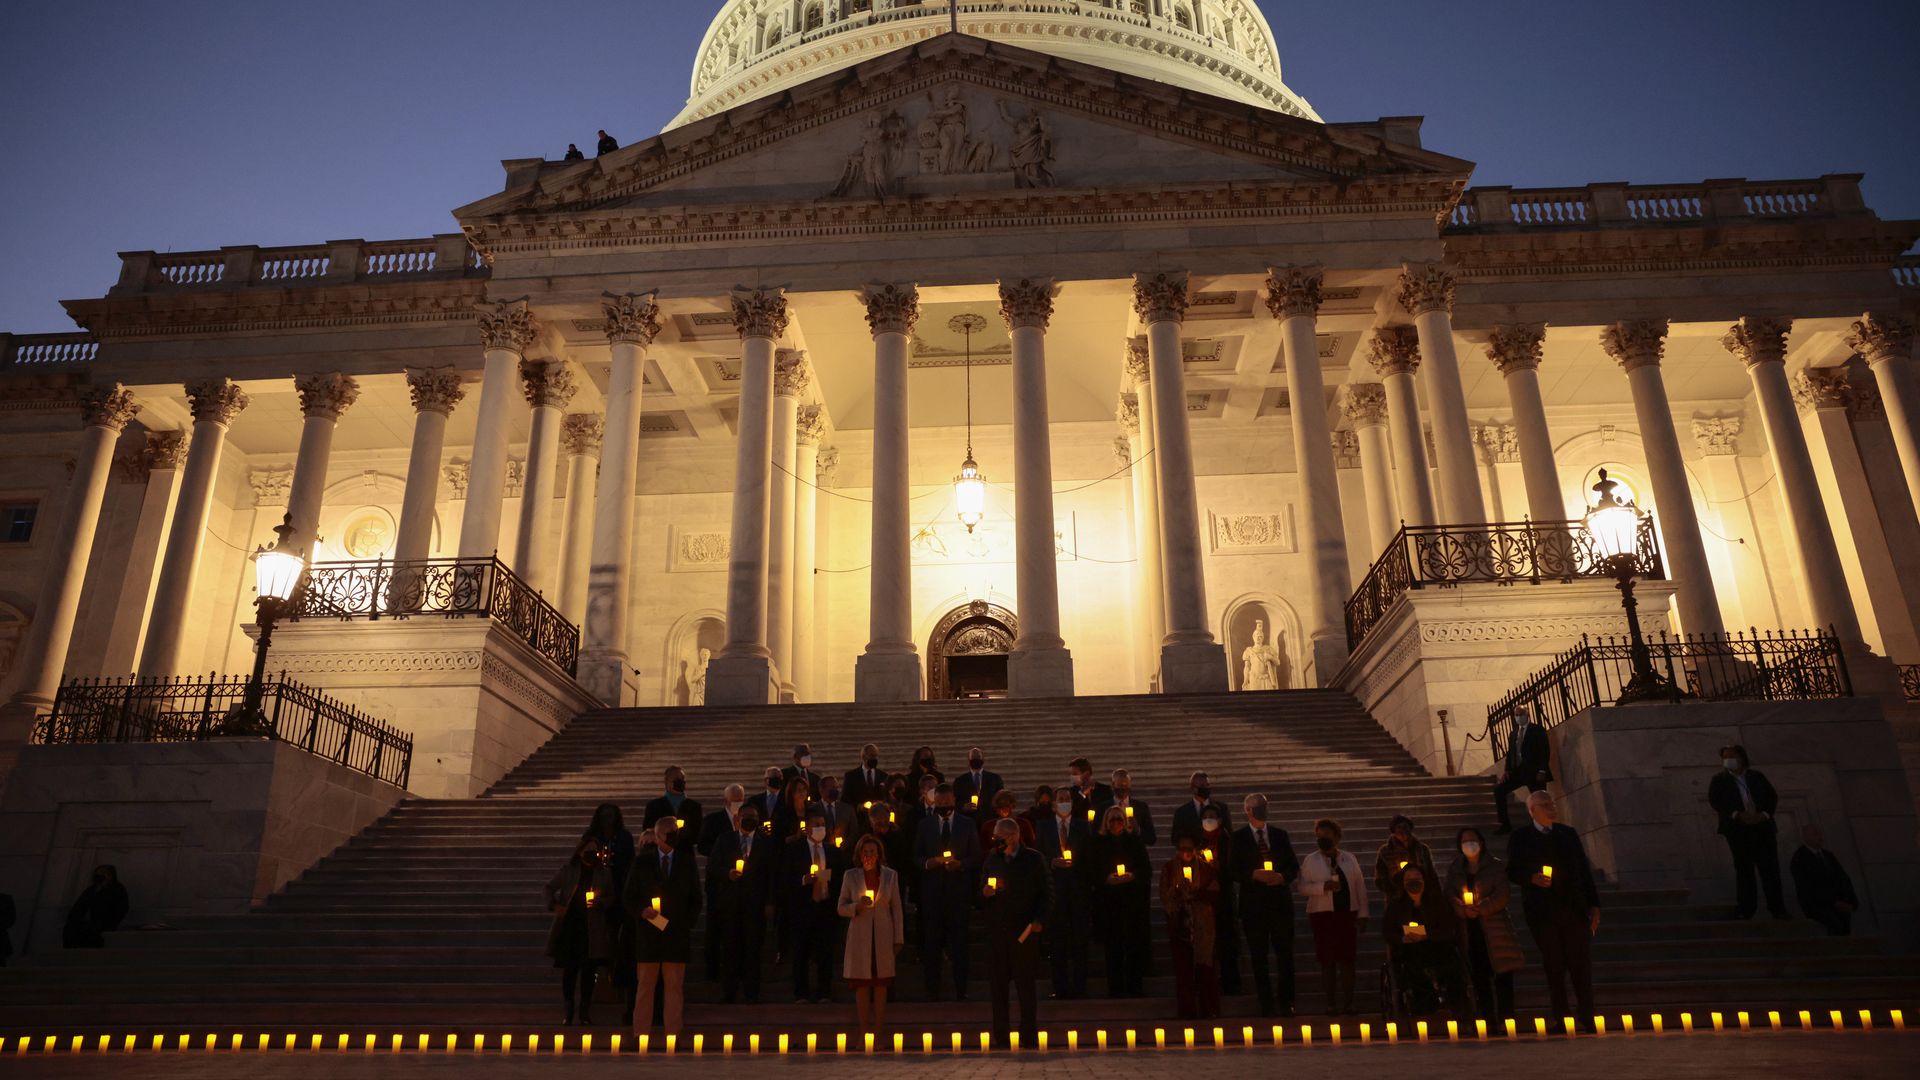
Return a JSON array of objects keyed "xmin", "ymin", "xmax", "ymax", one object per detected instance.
[{"xmin": 2, "ymin": 502, "xmax": 37, "ymax": 543}]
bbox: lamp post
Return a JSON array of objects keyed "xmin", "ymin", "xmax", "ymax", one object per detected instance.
[
  {"xmin": 1584, "ymin": 469, "xmax": 1674, "ymax": 703},
  {"xmin": 226, "ymin": 514, "xmax": 306, "ymax": 736}
]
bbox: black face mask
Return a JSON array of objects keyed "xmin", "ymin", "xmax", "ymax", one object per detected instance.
[
  {"xmin": 969, "ymin": 758, "xmax": 984, "ymax": 770},
  {"xmin": 864, "ymin": 757, "xmax": 879, "ymax": 769},
  {"xmin": 937, "ymin": 808, "xmax": 954, "ymax": 819},
  {"xmin": 824, "ymin": 791, "xmax": 839, "ymax": 803},
  {"xmin": 1194, "ymin": 787, "xmax": 1211, "ymax": 801},
  {"xmin": 767, "ymin": 778, "xmax": 782, "ymax": 790},
  {"xmin": 1316, "ymin": 836, "xmax": 1335, "ymax": 852},
  {"xmin": 670, "ymin": 778, "xmax": 686, "ymax": 793}
]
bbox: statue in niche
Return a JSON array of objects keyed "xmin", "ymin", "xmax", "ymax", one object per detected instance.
[
  {"xmin": 918, "ymin": 87, "xmax": 996, "ymax": 174},
  {"xmin": 831, "ymin": 109, "xmax": 909, "ymax": 199},
  {"xmin": 997, "ymin": 100, "xmax": 1056, "ymax": 188},
  {"xmin": 688, "ymin": 647, "xmax": 711, "ymax": 706},
  {"xmin": 1241, "ymin": 619, "xmax": 1289, "ymax": 691}
]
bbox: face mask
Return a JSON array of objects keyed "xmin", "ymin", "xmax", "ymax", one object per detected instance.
[
  {"xmin": 824, "ymin": 790, "xmax": 839, "ymax": 803},
  {"xmin": 1406, "ymin": 882, "xmax": 1424, "ymax": 896},
  {"xmin": 1723, "ymin": 758, "xmax": 1740, "ymax": 773},
  {"xmin": 937, "ymin": 808, "xmax": 954, "ymax": 819},
  {"xmin": 1202, "ymin": 819, "xmax": 1220, "ymax": 833},
  {"xmin": 1194, "ymin": 787, "xmax": 1211, "ymax": 801},
  {"xmin": 767, "ymin": 778, "xmax": 782, "ymax": 790},
  {"xmin": 809, "ymin": 826, "xmax": 826, "ymax": 842},
  {"xmin": 1462, "ymin": 841, "xmax": 1482, "ymax": 857},
  {"xmin": 969, "ymin": 757, "xmax": 984, "ymax": 770},
  {"xmin": 670, "ymin": 777, "xmax": 686, "ymax": 793},
  {"xmin": 1248, "ymin": 804, "xmax": 1267, "ymax": 822},
  {"xmin": 741, "ymin": 820, "xmax": 759, "ymax": 834},
  {"xmin": 799, "ymin": 755, "xmax": 812, "ymax": 769},
  {"xmin": 1316, "ymin": 837, "xmax": 1335, "ymax": 852},
  {"xmin": 1054, "ymin": 802, "xmax": 1073, "ymax": 817},
  {"xmin": 864, "ymin": 756, "xmax": 879, "ymax": 769}
]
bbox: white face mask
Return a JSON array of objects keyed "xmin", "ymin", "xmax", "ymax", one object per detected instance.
[
  {"xmin": 1462, "ymin": 841, "xmax": 1482, "ymax": 857},
  {"xmin": 809, "ymin": 826, "xmax": 826, "ymax": 842},
  {"xmin": 1054, "ymin": 802, "xmax": 1073, "ymax": 817},
  {"xmin": 799, "ymin": 755, "xmax": 813, "ymax": 769},
  {"xmin": 1723, "ymin": 758, "xmax": 1740, "ymax": 773},
  {"xmin": 1202, "ymin": 819, "xmax": 1220, "ymax": 833},
  {"xmin": 726, "ymin": 799, "xmax": 743, "ymax": 812}
]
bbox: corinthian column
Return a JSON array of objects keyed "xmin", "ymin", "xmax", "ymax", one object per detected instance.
[
  {"xmin": 793, "ymin": 406, "xmax": 827, "ymax": 702},
  {"xmin": 579, "ymin": 292, "xmax": 658, "ymax": 705},
  {"xmin": 6, "ymin": 387, "xmax": 139, "ymax": 709},
  {"xmin": 461, "ymin": 299, "xmax": 537, "ymax": 559},
  {"xmin": 284, "ymin": 373, "xmax": 359, "ymax": 558},
  {"xmin": 1599, "ymin": 319, "xmax": 1724, "ymax": 636},
  {"xmin": 513, "ymin": 359, "xmax": 577, "ymax": 593},
  {"xmin": 768, "ymin": 349, "xmax": 811, "ymax": 703},
  {"xmin": 557, "ymin": 414, "xmax": 603, "ymax": 627},
  {"xmin": 1341, "ymin": 384, "xmax": 1399, "ymax": 556},
  {"xmin": 1266, "ymin": 265, "xmax": 1352, "ymax": 681},
  {"xmin": 1000, "ymin": 276, "xmax": 1074, "ymax": 698},
  {"xmin": 1368, "ymin": 326, "xmax": 1438, "ymax": 527},
  {"xmin": 1119, "ymin": 361, "xmax": 1167, "ymax": 687},
  {"xmin": 1133, "ymin": 271, "xmax": 1227, "ymax": 693},
  {"xmin": 707, "ymin": 287, "xmax": 787, "ymax": 706},
  {"xmin": 139, "ymin": 378, "xmax": 248, "ymax": 679},
  {"xmin": 1485, "ymin": 324, "xmax": 1566, "ymax": 523},
  {"xmin": 1398, "ymin": 263, "xmax": 1486, "ymax": 524},
  {"xmin": 854, "ymin": 282, "xmax": 924, "ymax": 702},
  {"xmin": 395, "ymin": 367, "xmax": 464, "ymax": 564},
  {"xmin": 1847, "ymin": 313, "xmax": 1920, "ymax": 514}
]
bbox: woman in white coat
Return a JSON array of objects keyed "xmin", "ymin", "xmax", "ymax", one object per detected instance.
[
  {"xmin": 1295, "ymin": 817, "xmax": 1369, "ymax": 1016},
  {"xmin": 837, "ymin": 834, "xmax": 905, "ymax": 1034}
]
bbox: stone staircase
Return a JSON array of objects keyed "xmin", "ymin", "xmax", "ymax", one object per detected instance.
[{"xmin": 2, "ymin": 690, "xmax": 1913, "ymax": 1035}]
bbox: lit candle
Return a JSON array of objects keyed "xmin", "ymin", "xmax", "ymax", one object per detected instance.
[
  {"xmin": 864, "ymin": 888, "xmax": 876, "ymax": 902},
  {"xmin": 888, "ymin": 811, "xmax": 896, "ymax": 823},
  {"xmin": 1182, "ymin": 865, "xmax": 1193, "ymax": 881},
  {"xmin": 676, "ymin": 818, "xmax": 686, "ymax": 829},
  {"xmin": 1463, "ymin": 889, "xmax": 1474, "ymax": 905},
  {"xmin": 1062, "ymin": 849, "xmax": 1073, "ymax": 862},
  {"xmin": 971, "ymin": 795, "xmax": 980, "ymax": 807},
  {"xmin": 1087, "ymin": 808, "xmax": 1096, "ymax": 823},
  {"xmin": 1542, "ymin": 865, "xmax": 1554, "ymax": 880},
  {"xmin": 987, "ymin": 876, "xmax": 998, "ymax": 889},
  {"xmin": 1398, "ymin": 860, "xmax": 1408, "ymax": 871},
  {"xmin": 584, "ymin": 889, "xmax": 596, "ymax": 906},
  {"xmin": 1202, "ymin": 849, "xmax": 1214, "ymax": 862},
  {"xmin": 651, "ymin": 896, "xmax": 662, "ymax": 912},
  {"xmin": 810, "ymin": 863, "xmax": 820, "ymax": 876},
  {"xmin": 1124, "ymin": 806, "xmax": 1134, "ymax": 818},
  {"xmin": 942, "ymin": 850, "xmax": 953, "ymax": 860},
  {"xmin": 735, "ymin": 858, "xmax": 745, "ymax": 873},
  {"xmin": 863, "ymin": 801, "xmax": 873, "ymax": 810},
  {"xmin": 1407, "ymin": 921, "xmax": 1421, "ymax": 932},
  {"xmin": 1116, "ymin": 863, "xmax": 1127, "ymax": 877},
  {"xmin": 1263, "ymin": 859, "xmax": 1274, "ymax": 872},
  {"xmin": 834, "ymin": 836, "xmax": 844, "ymax": 848}
]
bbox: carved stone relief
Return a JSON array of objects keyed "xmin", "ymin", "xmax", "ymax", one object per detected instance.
[
  {"xmin": 1208, "ymin": 509, "xmax": 1297, "ymax": 555},
  {"xmin": 671, "ymin": 528, "xmax": 731, "ymax": 571},
  {"xmin": 831, "ymin": 88, "xmax": 1056, "ymax": 198}
]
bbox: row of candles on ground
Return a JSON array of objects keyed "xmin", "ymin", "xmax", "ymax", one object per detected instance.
[{"xmin": 9, "ymin": 1009, "xmax": 1905, "ymax": 1056}]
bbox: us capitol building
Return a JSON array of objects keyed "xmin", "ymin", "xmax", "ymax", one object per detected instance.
[{"xmin": 1, "ymin": 0, "xmax": 1917, "ymax": 806}]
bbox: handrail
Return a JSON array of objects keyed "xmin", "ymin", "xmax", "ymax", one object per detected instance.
[
  {"xmin": 1448, "ymin": 175, "xmax": 1860, "ymax": 232},
  {"xmin": 0, "ymin": 332, "xmax": 98, "ymax": 366},
  {"xmin": 113, "ymin": 235, "xmax": 484, "ymax": 295}
]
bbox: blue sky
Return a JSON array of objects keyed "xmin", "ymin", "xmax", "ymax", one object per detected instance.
[{"xmin": 1, "ymin": 0, "xmax": 1913, "ymax": 331}]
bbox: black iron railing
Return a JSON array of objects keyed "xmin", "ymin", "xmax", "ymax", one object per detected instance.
[
  {"xmin": 39, "ymin": 673, "xmax": 411, "ymax": 788},
  {"xmin": 1901, "ymin": 664, "xmax": 1920, "ymax": 703},
  {"xmin": 1486, "ymin": 628, "xmax": 1852, "ymax": 761},
  {"xmin": 1344, "ymin": 517, "xmax": 1665, "ymax": 650},
  {"xmin": 292, "ymin": 557, "xmax": 579, "ymax": 676}
]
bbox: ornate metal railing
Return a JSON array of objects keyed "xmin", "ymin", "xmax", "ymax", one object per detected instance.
[
  {"xmin": 1344, "ymin": 517, "xmax": 1665, "ymax": 650},
  {"xmin": 1486, "ymin": 628, "xmax": 1852, "ymax": 761},
  {"xmin": 1901, "ymin": 663, "xmax": 1920, "ymax": 703},
  {"xmin": 292, "ymin": 556, "xmax": 580, "ymax": 676},
  {"xmin": 39, "ymin": 673, "xmax": 411, "ymax": 788}
]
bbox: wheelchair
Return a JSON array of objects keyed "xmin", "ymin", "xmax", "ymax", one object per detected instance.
[{"xmin": 1378, "ymin": 937, "xmax": 1477, "ymax": 1025}]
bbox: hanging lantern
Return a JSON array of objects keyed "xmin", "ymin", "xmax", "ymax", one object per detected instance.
[{"xmin": 948, "ymin": 312, "xmax": 990, "ymax": 533}]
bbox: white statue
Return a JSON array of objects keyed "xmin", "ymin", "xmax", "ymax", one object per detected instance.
[
  {"xmin": 689, "ymin": 647, "xmax": 711, "ymax": 706},
  {"xmin": 1241, "ymin": 619, "xmax": 1284, "ymax": 691}
]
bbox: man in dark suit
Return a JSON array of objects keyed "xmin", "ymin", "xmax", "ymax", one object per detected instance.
[
  {"xmin": 1032, "ymin": 785, "xmax": 1092, "ymax": 999},
  {"xmin": 1789, "ymin": 825, "xmax": 1859, "ymax": 936},
  {"xmin": 780, "ymin": 743, "xmax": 824, "ymax": 794},
  {"xmin": 1506, "ymin": 790, "xmax": 1601, "ymax": 1029},
  {"xmin": 1110, "ymin": 769, "xmax": 1157, "ymax": 846},
  {"xmin": 1020, "ymin": 785, "xmax": 1056, "ymax": 833},
  {"xmin": 782, "ymin": 807, "xmax": 846, "ymax": 1003},
  {"xmin": 1708, "ymin": 744, "xmax": 1789, "ymax": 920},
  {"xmin": 707, "ymin": 803, "xmax": 776, "ymax": 1002},
  {"xmin": 817, "ymin": 775, "xmax": 856, "ymax": 841},
  {"xmin": 1067, "ymin": 757, "xmax": 1113, "ymax": 828},
  {"xmin": 696, "ymin": 783, "xmax": 746, "ymax": 981},
  {"xmin": 1493, "ymin": 706, "xmax": 1554, "ymax": 834},
  {"xmin": 754, "ymin": 767, "xmax": 785, "ymax": 835},
  {"xmin": 913, "ymin": 784, "xmax": 982, "ymax": 1001},
  {"xmin": 981, "ymin": 817, "xmax": 1052, "ymax": 1050},
  {"xmin": 642, "ymin": 765, "xmax": 704, "ymax": 852},
  {"xmin": 1232, "ymin": 793, "xmax": 1301, "ymax": 1017},
  {"xmin": 1171, "ymin": 770, "xmax": 1232, "ymax": 846},
  {"xmin": 623, "ymin": 817, "xmax": 702, "ymax": 1040},
  {"xmin": 954, "ymin": 747, "xmax": 1004, "ymax": 819},
  {"xmin": 843, "ymin": 742, "xmax": 889, "ymax": 809}
]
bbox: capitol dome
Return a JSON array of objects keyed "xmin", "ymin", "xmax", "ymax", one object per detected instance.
[{"xmin": 671, "ymin": 0, "xmax": 1319, "ymax": 129}]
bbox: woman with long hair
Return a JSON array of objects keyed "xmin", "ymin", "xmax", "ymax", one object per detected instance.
[
  {"xmin": 545, "ymin": 834, "xmax": 615, "ymax": 1025},
  {"xmin": 837, "ymin": 834, "xmax": 904, "ymax": 1035},
  {"xmin": 584, "ymin": 803, "xmax": 638, "ymax": 1023}
]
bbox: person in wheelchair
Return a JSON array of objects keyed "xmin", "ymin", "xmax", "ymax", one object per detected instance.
[{"xmin": 1381, "ymin": 865, "xmax": 1472, "ymax": 1019}]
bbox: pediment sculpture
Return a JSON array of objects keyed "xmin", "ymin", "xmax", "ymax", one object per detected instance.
[{"xmin": 830, "ymin": 89, "xmax": 1057, "ymax": 198}]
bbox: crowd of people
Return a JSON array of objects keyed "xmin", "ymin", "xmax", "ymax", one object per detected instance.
[{"xmin": 544, "ymin": 742, "xmax": 1615, "ymax": 1047}]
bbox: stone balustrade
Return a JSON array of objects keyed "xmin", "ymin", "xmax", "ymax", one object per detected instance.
[
  {"xmin": 0, "ymin": 331, "xmax": 98, "ymax": 366},
  {"xmin": 1447, "ymin": 175, "xmax": 1864, "ymax": 229},
  {"xmin": 1895, "ymin": 255, "xmax": 1920, "ymax": 291},
  {"xmin": 111, "ymin": 234, "xmax": 483, "ymax": 295}
]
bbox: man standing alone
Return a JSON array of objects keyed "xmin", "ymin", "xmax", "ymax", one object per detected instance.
[
  {"xmin": 1708, "ymin": 744, "xmax": 1789, "ymax": 920},
  {"xmin": 1506, "ymin": 790, "xmax": 1599, "ymax": 1030},
  {"xmin": 981, "ymin": 817, "xmax": 1051, "ymax": 1050}
]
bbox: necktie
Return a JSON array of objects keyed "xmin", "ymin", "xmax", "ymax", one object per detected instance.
[
  {"xmin": 661, "ymin": 853, "xmax": 671, "ymax": 877},
  {"xmin": 1257, "ymin": 829, "xmax": 1269, "ymax": 853}
]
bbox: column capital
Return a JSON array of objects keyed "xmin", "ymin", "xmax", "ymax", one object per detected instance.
[
  {"xmin": 1262, "ymin": 264, "xmax": 1324, "ymax": 320},
  {"xmin": 1485, "ymin": 322, "xmax": 1546, "ymax": 375},
  {"xmin": 1339, "ymin": 382, "xmax": 1389, "ymax": 428},
  {"xmin": 815, "ymin": 445, "xmax": 839, "ymax": 483},
  {"xmin": 796, "ymin": 403, "xmax": 829, "ymax": 446},
  {"xmin": 732, "ymin": 286, "xmax": 792, "ymax": 340},
  {"xmin": 519, "ymin": 358, "xmax": 578, "ymax": 410},
  {"xmin": 1473, "ymin": 422, "xmax": 1520, "ymax": 465},
  {"xmin": 1599, "ymin": 318, "xmax": 1669, "ymax": 372},
  {"xmin": 1396, "ymin": 261, "xmax": 1455, "ymax": 317},
  {"xmin": 602, "ymin": 291, "xmax": 662, "ymax": 346},
  {"xmin": 145, "ymin": 429, "xmax": 188, "ymax": 470},
  {"xmin": 1113, "ymin": 435, "xmax": 1132, "ymax": 466},
  {"xmin": 561, "ymin": 413, "xmax": 604, "ymax": 457},
  {"xmin": 475, "ymin": 298, "xmax": 539, "ymax": 354},
  {"xmin": 1845, "ymin": 311, "xmax": 1914, "ymax": 365},
  {"xmin": 405, "ymin": 365, "xmax": 466, "ymax": 415},
  {"xmin": 857, "ymin": 282, "xmax": 919, "ymax": 336},
  {"xmin": 1692, "ymin": 415, "xmax": 1744, "ymax": 456},
  {"xmin": 1720, "ymin": 316, "xmax": 1792, "ymax": 367},
  {"xmin": 1131, "ymin": 271, "xmax": 1190, "ymax": 325},
  {"xmin": 185, "ymin": 377, "xmax": 248, "ymax": 425},
  {"xmin": 1116, "ymin": 392, "xmax": 1141, "ymax": 438},
  {"xmin": 1367, "ymin": 325, "xmax": 1422, "ymax": 378},
  {"xmin": 774, "ymin": 349, "xmax": 813, "ymax": 398},
  {"xmin": 1331, "ymin": 428, "xmax": 1361, "ymax": 469},
  {"xmin": 998, "ymin": 277, "xmax": 1058, "ymax": 330},
  {"xmin": 80, "ymin": 384, "xmax": 140, "ymax": 432},
  {"xmin": 1792, "ymin": 367, "xmax": 1854, "ymax": 415},
  {"xmin": 293, "ymin": 371, "xmax": 360, "ymax": 421},
  {"xmin": 1123, "ymin": 337, "xmax": 1151, "ymax": 386},
  {"xmin": 249, "ymin": 467, "xmax": 293, "ymax": 506}
]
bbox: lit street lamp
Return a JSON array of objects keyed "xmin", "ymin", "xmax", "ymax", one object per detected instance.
[
  {"xmin": 224, "ymin": 515, "xmax": 306, "ymax": 736},
  {"xmin": 1584, "ymin": 469, "xmax": 1675, "ymax": 703}
]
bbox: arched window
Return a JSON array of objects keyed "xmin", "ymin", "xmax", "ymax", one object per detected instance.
[
  {"xmin": 1174, "ymin": 4, "xmax": 1193, "ymax": 29},
  {"xmin": 804, "ymin": 3, "xmax": 824, "ymax": 31}
]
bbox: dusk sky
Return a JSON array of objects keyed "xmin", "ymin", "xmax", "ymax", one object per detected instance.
[{"xmin": 2, "ymin": 0, "xmax": 1914, "ymax": 332}]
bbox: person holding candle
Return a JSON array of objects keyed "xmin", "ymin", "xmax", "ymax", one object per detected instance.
[
  {"xmin": 843, "ymin": 742, "xmax": 890, "ymax": 809},
  {"xmin": 838, "ymin": 834, "xmax": 904, "ymax": 1035},
  {"xmin": 1445, "ymin": 826, "xmax": 1522, "ymax": 1027},
  {"xmin": 642, "ymin": 765, "xmax": 704, "ymax": 852},
  {"xmin": 1034, "ymin": 784, "xmax": 1093, "ymax": 1000},
  {"xmin": 696, "ymin": 784, "xmax": 745, "ymax": 986},
  {"xmin": 1066, "ymin": 757, "xmax": 1113, "ymax": 822},
  {"xmin": 585, "ymin": 804, "xmax": 639, "ymax": 1023},
  {"xmin": 954, "ymin": 746, "xmax": 1004, "ymax": 819},
  {"xmin": 1381, "ymin": 864, "xmax": 1468, "ymax": 1017},
  {"xmin": 707, "ymin": 805, "xmax": 776, "ymax": 1004},
  {"xmin": 1232, "ymin": 793, "xmax": 1301, "ymax": 1018},
  {"xmin": 1194, "ymin": 803, "xmax": 1242, "ymax": 996},
  {"xmin": 1092, "ymin": 805, "xmax": 1152, "ymax": 997},
  {"xmin": 1506, "ymin": 790, "xmax": 1600, "ymax": 1031},
  {"xmin": 1162, "ymin": 834, "xmax": 1222, "ymax": 1019},
  {"xmin": 913, "ymin": 784, "xmax": 981, "ymax": 1001},
  {"xmin": 756, "ymin": 767, "xmax": 786, "ymax": 830},
  {"xmin": 1296, "ymin": 818, "xmax": 1367, "ymax": 1016},
  {"xmin": 1110, "ymin": 769, "xmax": 1157, "ymax": 845},
  {"xmin": 818, "ymin": 775, "xmax": 853, "ymax": 841},
  {"xmin": 772, "ymin": 774, "xmax": 814, "ymax": 841},
  {"xmin": 623, "ymin": 817, "xmax": 700, "ymax": 1042},
  {"xmin": 976, "ymin": 788, "xmax": 1037, "ymax": 850},
  {"xmin": 1373, "ymin": 815, "xmax": 1439, "ymax": 904},
  {"xmin": 980, "ymin": 816, "xmax": 1052, "ymax": 1050},
  {"xmin": 783, "ymin": 807, "xmax": 846, "ymax": 1003},
  {"xmin": 1169, "ymin": 771, "xmax": 1231, "ymax": 847},
  {"xmin": 546, "ymin": 835, "xmax": 616, "ymax": 1026}
]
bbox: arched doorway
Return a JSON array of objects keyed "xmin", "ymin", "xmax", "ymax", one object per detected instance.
[{"xmin": 926, "ymin": 600, "xmax": 1017, "ymax": 701}]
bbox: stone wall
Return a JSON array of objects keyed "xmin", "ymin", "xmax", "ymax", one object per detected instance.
[{"xmin": 0, "ymin": 738, "xmax": 402, "ymax": 955}]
